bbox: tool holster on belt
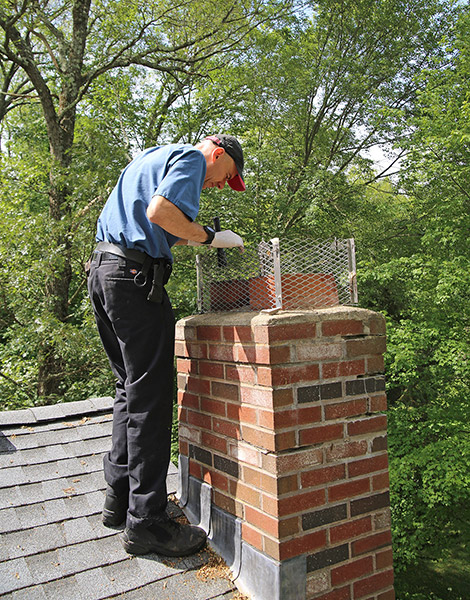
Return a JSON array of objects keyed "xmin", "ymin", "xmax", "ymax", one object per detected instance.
[
  {"xmin": 133, "ymin": 255, "xmax": 172, "ymax": 304},
  {"xmin": 147, "ymin": 260, "xmax": 172, "ymax": 304}
]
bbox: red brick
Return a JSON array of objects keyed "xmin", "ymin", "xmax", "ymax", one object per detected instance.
[
  {"xmin": 279, "ymin": 516, "xmax": 300, "ymax": 537},
  {"xmin": 348, "ymin": 455, "xmax": 389, "ymax": 478},
  {"xmin": 325, "ymin": 399, "xmax": 368, "ymax": 420},
  {"xmin": 378, "ymin": 588, "xmax": 396, "ymax": 600},
  {"xmin": 301, "ymin": 464, "xmax": 346, "ymax": 488},
  {"xmin": 297, "ymin": 342, "xmax": 343, "ymax": 362},
  {"xmin": 279, "ymin": 529, "xmax": 327, "ymax": 560},
  {"xmin": 176, "ymin": 358, "xmax": 198, "ymax": 374},
  {"xmin": 299, "ymin": 423, "xmax": 343, "ymax": 446},
  {"xmin": 213, "ymin": 491, "xmax": 243, "ymax": 518},
  {"xmin": 223, "ymin": 325, "xmax": 253, "ymax": 342},
  {"xmin": 231, "ymin": 481, "xmax": 261, "ymax": 508},
  {"xmin": 177, "ymin": 390, "xmax": 200, "ymax": 410},
  {"xmin": 212, "ymin": 417, "xmax": 241, "ymax": 439},
  {"xmin": 328, "ymin": 477, "xmax": 370, "ymax": 502},
  {"xmin": 373, "ymin": 471, "xmax": 390, "ymax": 491},
  {"xmin": 179, "ymin": 439, "xmax": 188, "ymax": 455},
  {"xmin": 174, "ymin": 340, "xmax": 189, "ymax": 357},
  {"xmin": 367, "ymin": 354, "xmax": 385, "ymax": 374},
  {"xmin": 199, "ymin": 361, "xmax": 225, "ymax": 379},
  {"xmin": 346, "ymin": 337, "xmax": 387, "ymax": 358},
  {"xmin": 323, "ymin": 359, "xmax": 365, "ymax": 379},
  {"xmin": 242, "ymin": 522, "xmax": 263, "ymax": 550},
  {"xmin": 326, "ymin": 440, "xmax": 368, "ymax": 462},
  {"xmin": 278, "ymin": 474, "xmax": 299, "ymax": 495},
  {"xmin": 348, "ymin": 415, "xmax": 387, "ymax": 437},
  {"xmin": 236, "ymin": 344, "xmax": 257, "ymax": 363},
  {"xmin": 276, "ymin": 448, "xmax": 323, "ymax": 474},
  {"xmin": 271, "ymin": 364, "xmax": 320, "ymax": 386},
  {"xmin": 352, "ymin": 531, "xmax": 392, "ymax": 556},
  {"xmin": 240, "ymin": 386, "xmax": 273, "ymax": 407},
  {"xmin": 208, "ymin": 344, "xmax": 234, "ymax": 362},
  {"xmin": 242, "ymin": 425, "xmax": 276, "ymax": 451},
  {"xmin": 260, "ymin": 322, "xmax": 318, "ymax": 342},
  {"xmin": 245, "ymin": 505, "xmax": 279, "ymax": 536},
  {"xmin": 370, "ymin": 394, "xmax": 388, "ymax": 412},
  {"xmin": 257, "ymin": 409, "xmax": 274, "ymax": 429},
  {"xmin": 376, "ymin": 548, "xmax": 394, "ymax": 569},
  {"xmin": 330, "ymin": 516, "xmax": 372, "ymax": 544},
  {"xmin": 187, "ymin": 410, "xmax": 212, "ymax": 430},
  {"xmin": 331, "ymin": 555, "xmax": 374, "ymax": 585},
  {"xmin": 225, "ymin": 364, "xmax": 256, "ymax": 383},
  {"xmin": 260, "ymin": 493, "xmax": 278, "ymax": 516},
  {"xmin": 201, "ymin": 431, "xmax": 228, "ymax": 454},
  {"xmin": 256, "ymin": 345, "xmax": 292, "ymax": 365},
  {"xmin": 197, "ymin": 325, "xmax": 222, "ymax": 340},
  {"xmin": 273, "ymin": 388, "xmax": 295, "ymax": 408},
  {"xmin": 189, "ymin": 461, "xmax": 202, "ymax": 479},
  {"xmin": 200, "ymin": 397, "xmax": 226, "ymax": 417},
  {"xmin": 226, "ymin": 401, "xmax": 241, "ymax": 421},
  {"xmin": 372, "ymin": 435, "xmax": 388, "ymax": 452},
  {"xmin": 314, "ymin": 585, "xmax": 351, "ymax": 600},
  {"xmin": 242, "ymin": 465, "xmax": 261, "ymax": 487},
  {"xmin": 353, "ymin": 569, "xmax": 394, "ymax": 598},
  {"xmin": 236, "ymin": 405, "xmax": 258, "ymax": 426},
  {"xmin": 187, "ymin": 377, "xmax": 211, "ymax": 396},
  {"xmin": 322, "ymin": 319, "xmax": 364, "ymax": 337},
  {"xmin": 211, "ymin": 380, "xmax": 239, "ymax": 401},
  {"xmin": 257, "ymin": 366, "xmax": 273, "ymax": 386},
  {"xmin": 273, "ymin": 406, "xmax": 320, "ymax": 429},
  {"xmin": 298, "ymin": 405, "xmax": 322, "ymax": 425},
  {"xmin": 186, "ymin": 342, "xmax": 208, "ymax": 359},
  {"xmin": 275, "ymin": 430, "xmax": 297, "ymax": 451},
  {"xmin": 278, "ymin": 488, "xmax": 325, "ymax": 516}
]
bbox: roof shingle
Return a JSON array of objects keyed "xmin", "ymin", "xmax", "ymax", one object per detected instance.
[{"xmin": 0, "ymin": 400, "xmax": 241, "ymax": 599}]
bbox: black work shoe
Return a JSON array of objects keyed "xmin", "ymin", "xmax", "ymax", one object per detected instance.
[
  {"xmin": 102, "ymin": 485, "xmax": 128, "ymax": 528},
  {"xmin": 121, "ymin": 516, "xmax": 207, "ymax": 556}
]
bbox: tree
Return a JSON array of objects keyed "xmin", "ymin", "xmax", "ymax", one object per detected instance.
[
  {"xmin": 0, "ymin": 0, "xmax": 291, "ymax": 400},
  {"xmin": 180, "ymin": 0, "xmax": 457, "ymax": 245},
  {"xmin": 352, "ymin": 5, "xmax": 470, "ymax": 570}
]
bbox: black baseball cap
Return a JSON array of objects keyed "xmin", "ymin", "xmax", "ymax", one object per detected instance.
[{"xmin": 205, "ymin": 134, "xmax": 245, "ymax": 191}]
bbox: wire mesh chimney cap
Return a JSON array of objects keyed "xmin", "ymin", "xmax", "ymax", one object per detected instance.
[{"xmin": 196, "ymin": 237, "xmax": 357, "ymax": 314}]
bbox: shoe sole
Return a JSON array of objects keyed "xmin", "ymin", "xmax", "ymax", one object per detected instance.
[{"xmin": 121, "ymin": 531, "xmax": 206, "ymax": 557}]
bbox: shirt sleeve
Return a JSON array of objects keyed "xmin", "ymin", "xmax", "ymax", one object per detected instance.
[{"xmin": 154, "ymin": 149, "xmax": 206, "ymax": 221}]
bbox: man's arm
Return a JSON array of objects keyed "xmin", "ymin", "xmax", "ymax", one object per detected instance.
[{"xmin": 147, "ymin": 195, "xmax": 208, "ymax": 244}]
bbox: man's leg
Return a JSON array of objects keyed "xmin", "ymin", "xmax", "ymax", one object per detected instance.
[
  {"xmin": 88, "ymin": 253, "xmax": 175, "ymax": 520},
  {"xmin": 88, "ymin": 252, "xmax": 205, "ymax": 555}
]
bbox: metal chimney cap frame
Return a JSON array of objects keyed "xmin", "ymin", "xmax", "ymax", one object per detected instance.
[{"xmin": 196, "ymin": 237, "xmax": 358, "ymax": 314}]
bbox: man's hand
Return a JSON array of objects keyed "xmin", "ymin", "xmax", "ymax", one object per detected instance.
[
  {"xmin": 210, "ymin": 230, "xmax": 244, "ymax": 249},
  {"xmin": 187, "ymin": 229, "xmax": 243, "ymax": 248}
]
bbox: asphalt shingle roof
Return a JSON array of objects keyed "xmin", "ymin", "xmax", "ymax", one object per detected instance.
[{"xmin": 0, "ymin": 399, "xmax": 242, "ymax": 600}]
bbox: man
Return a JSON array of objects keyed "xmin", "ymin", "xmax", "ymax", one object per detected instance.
[{"xmin": 87, "ymin": 134, "xmax": 245, "ymax": 557}]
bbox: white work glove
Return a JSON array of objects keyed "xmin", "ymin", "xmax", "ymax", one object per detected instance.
[{"xmin": 211, "ymin": 230, "xmax": 244, "ymax": 249}]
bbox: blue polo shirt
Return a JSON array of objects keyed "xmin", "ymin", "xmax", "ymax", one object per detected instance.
[{"xmin": 96, "ymin": 144, "xmax": 206, "ymax": 260}]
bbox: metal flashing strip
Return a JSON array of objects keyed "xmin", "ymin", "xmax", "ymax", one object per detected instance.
[{"xmin": 177, "ymin": 454, "xmax": 189, "ymax": 506}]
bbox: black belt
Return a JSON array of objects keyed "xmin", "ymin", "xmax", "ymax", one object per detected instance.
[
  {"xmin": 92, "ymin": 242, "xmax": 172, "ymax": 303},
  {"xmin": 95, "ymin": 241, "xmax": 154, "ymax": 265}
]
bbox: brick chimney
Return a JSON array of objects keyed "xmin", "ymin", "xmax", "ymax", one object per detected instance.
[{"xmin": 176, "ymin": 307, "xmax": 394, "ymax": 600}]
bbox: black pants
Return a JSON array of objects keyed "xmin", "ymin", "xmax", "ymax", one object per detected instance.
[{"xmin": 87, "ymin": 252, "xmax": 175, "ymax": 528}]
